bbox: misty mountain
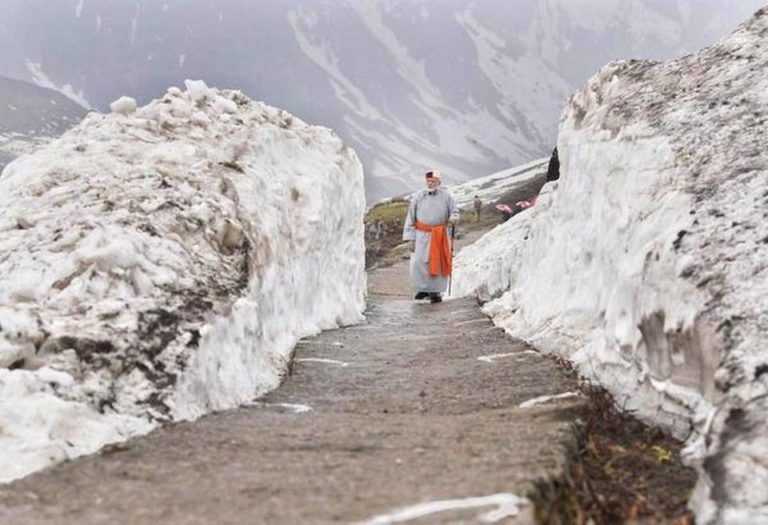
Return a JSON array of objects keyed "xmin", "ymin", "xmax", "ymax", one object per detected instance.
[
  {"xmin": 0, "ymin": 75, "xmax": 87, "ymax": 170},
  {"xmin": 0, "ymin": 0, "xmax": 763, "ymax": 198}
]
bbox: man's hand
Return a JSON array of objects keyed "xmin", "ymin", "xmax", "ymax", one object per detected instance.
[{"xmin": 448, "ymin": 217, "xmax": 459, "ymax": 226}]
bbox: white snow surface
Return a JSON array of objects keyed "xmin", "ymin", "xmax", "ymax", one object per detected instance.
[
  {"xmin": 25, "ymin": 60, "xmax": 92, "ymax": 110},
  {"xmin": 452, "ymin": 9, "xmax": 768, "ymax": 522},
  {"xmin": 109, "ymin": 96, "xmax": 137, "ymax": 115},
  {"xmin": 518, "ymin": 392, "xmax": 581, "ymax": 409},
  {"xmin": 445, "ymin": 158, "xmax": 548, "ymax": 209},
  {"xmin": 0, "ymin": 80, "xmax": 366, "ymax": 482},
  {"xmin": 359, "ymin": 493, "xmax": 529, "ymax": 524}
]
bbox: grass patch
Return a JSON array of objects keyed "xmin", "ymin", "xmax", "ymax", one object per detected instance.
[
  {"xmin": 531, "ymin": 379, "xmax": 696, "ymax": 525},
  {"xmin": 366, "ymin": 200, "xmax": 410, "ymax": 224}
]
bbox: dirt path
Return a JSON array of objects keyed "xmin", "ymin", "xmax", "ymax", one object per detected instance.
[{"xmin": 0, "ymin": 238, "xmax": 583, "ymax": 524}]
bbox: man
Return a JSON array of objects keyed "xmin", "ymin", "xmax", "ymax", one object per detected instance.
[
  {"xmin": 473, "ymin": 195, "xmax": 482, "ymax": 222},
  {"xmin": 402, "ymin": 170, "xmax": 460, "ymax": 303},
  {"xmin": 546, "ymin": 146, "xmax": 560, "ymax": 181}
]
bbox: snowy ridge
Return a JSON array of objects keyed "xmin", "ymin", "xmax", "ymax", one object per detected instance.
[
  {"xmin": 452, "ymin": 8, "xmax": 768, "ymax": 522},
  {"xmin": 445, "ymin": 158, "xmax": 548, "ymax": 209},
  {"xmin": 0, "ymin": 80, "xmax": 366, "ymax": 481}
]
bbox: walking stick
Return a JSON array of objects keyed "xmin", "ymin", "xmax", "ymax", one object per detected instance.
[{"xmin": 448, "ymin": 224, "xmax": 456, "ymax": 296}]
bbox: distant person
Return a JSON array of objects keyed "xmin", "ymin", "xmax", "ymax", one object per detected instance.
[
  {"xmin": 373, "ymin": 219, "xmax": 384, "ymax": 240},
  {"xmin": 546, "ymin": 147, "xmax": 560, "ymax": 181},
  {"xmin": 402, "ymin": 170, "xmax": 459, "ymax": 304},
  {"xmin": 473, "ymin": 195, "xmax": 482, "ymax": 222}
]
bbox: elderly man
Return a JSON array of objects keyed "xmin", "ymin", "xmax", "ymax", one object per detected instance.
[{"xmin": 402, "ymin": 170, "xmax": 460, "ymax": 303}]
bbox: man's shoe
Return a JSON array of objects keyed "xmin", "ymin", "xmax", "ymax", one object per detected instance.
[
  {"xmin": 414, "ymin": 292, "xmax": 429, "ymax": 300},
  {"xmin": 429, "ymin": 293, "xmax": 443, "ymax": 303}
]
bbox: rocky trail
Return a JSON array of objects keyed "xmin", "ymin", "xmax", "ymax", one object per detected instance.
[{"xmin": 0, "ymin": 235, "xmax": 584, "ymax": 524}]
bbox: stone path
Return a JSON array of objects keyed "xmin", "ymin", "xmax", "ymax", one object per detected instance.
[{"xmin": 0, "ymin": 244, "xmax": 583, "ymax": 524}]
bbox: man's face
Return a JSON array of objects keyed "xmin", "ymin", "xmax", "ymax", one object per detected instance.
[{"xmin": 426, "ymin": 177, "xmax": 441, "ymax": 190}]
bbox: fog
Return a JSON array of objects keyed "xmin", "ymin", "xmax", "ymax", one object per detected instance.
[{"xmin": 1, "ymin": 0, "xmax": 764, "ymax": 197}]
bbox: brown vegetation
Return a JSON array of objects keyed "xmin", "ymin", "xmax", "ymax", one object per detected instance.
[{"xmin": 532, "ymin": 379, "xmax": 697, "ymax": 525}]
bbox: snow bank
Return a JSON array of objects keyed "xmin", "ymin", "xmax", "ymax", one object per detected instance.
[
  {"xmin": 0, "ymin": 79, "xmax": 366, "ymax": 481},
  {"xmin": 453, "ymin": 8, "xmax": 768, "ymax": 522}
]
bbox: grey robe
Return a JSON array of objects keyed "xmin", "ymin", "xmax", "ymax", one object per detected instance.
[{"xmin": 402, "ymin": 188, "xmax": 460, "ymax": 293}]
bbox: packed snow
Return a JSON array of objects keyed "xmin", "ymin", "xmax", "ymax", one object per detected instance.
[
  {"xmin": 109, "ymin": 96, "xmax": 137, "ymax": 115},
  {"xmin": 0, "ymin": 79, "xmax": 366, "ymax": 482},
  {"xmin": 452, "ymin": 8, "xmax": 768, "ymax": 522}
]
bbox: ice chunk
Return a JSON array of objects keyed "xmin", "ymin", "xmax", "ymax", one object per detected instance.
[
  {"xmin": 213, "ymin": 96, "xmax": 238, "ymax": 114},
  {"xmin": 109, "ymin": 96, "xmax": 137, "ymax": 115},
  {"xmin": 184, "ymin": 79, "xmax": 213, "ymax": 104}
]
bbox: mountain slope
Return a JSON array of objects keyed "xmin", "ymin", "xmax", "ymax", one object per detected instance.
[
  {"xmin": 0, "ymin": 75, "xmax": 87, "ymax": 170},
  {"xmin": 0, "ymin": 75, "xmax": 86, "ymax": 136},
  {"xmin": 0, "ymin": 0, "xmax": 763, "ymax": 198}
]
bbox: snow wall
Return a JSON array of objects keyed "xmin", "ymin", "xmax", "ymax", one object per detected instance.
[
  {"xmin": 452, "ymin": 9, "xmax": 768, "ymax": 523},
  {"xmin": 0, "ymin": 81, "xmax": 367, "ymax": 482}
]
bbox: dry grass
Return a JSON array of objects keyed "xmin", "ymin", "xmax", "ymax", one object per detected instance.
[{"xmin": 531, "ymin": 377, "xmax": 697, "ymax": 525}]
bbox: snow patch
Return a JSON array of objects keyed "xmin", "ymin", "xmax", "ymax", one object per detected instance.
[
  {"xmin": 445, "ymin": 158, "xmax": 548, "ymax": 209},
  {"xmin": 477, "ymin": 350, "xmax": 538, "ymax": 364},
  {"xmin": 246, "ymin": 402, "xmax": 313, "ymax": 414},
  {"xmin": 518, "ymin": 392, "xmax": 581, "ymax": 409},
  {"xmin": 359, "ymin": 493, "xmax": 529, "ymax": 524},
  {"xmin": 25, "ymin": 60, "xmax": 92, "ymax": 110}
]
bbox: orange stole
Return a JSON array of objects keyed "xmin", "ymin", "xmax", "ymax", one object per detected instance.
[{"xmin": 414, "ymin": 220, "xmax": 452, "ymax": 277}]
